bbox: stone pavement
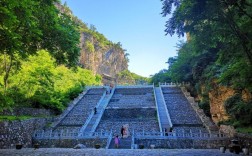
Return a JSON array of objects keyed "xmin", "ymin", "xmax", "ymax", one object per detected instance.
[{"xmin": 0, "ymin": 148, "xmax": 249, "ymax": 156}]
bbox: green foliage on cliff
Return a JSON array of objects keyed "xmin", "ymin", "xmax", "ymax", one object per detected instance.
[
  {"xmin": 157, "ymin": 0, "xmax": 252, "ymax": 128},
  {"xmin": 0, "ymin": 50, "xmax": 101, "ymax": 114},
  {"xmin": 85, "ymin": 40, "xmax": 95, "ymax": 53},
  {"xmin": 224, "ymin": 94, "xmax": 252, "ymax": 127},
  {"xmin": 117, "ymin": 70, "xmax": 150, "ymax": 85}
]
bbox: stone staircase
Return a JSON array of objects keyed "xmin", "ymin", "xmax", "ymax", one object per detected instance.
[
  {"xmin": 53, "ymin": 88, "xmax": 106, "ymax": 133},
  {"xmin": 108, "ymin": 136, "xmax": 132, "ymax": 149},
  {"xmin": 79, "ymin": 88, "xmax": 115, "ymax": 134},
  {"xmin": 154, "ymin": 87, "xmax": 172, "ymax": 132},
  {"xmin": 161, "ymin": 87, "xmax": 208, "ymax": 134},
  {"xmin": 95, "ymin": 86, "xmax": 159, "ymax": 134},
  {"xmin": 32, "ymin": 85, "xmax": 227, "ymax": 149}
]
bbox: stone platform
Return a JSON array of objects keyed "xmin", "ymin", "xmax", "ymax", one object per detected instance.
[{"xmin": 0, "ymin": 148, "xmax": 245, "ymax": 156}]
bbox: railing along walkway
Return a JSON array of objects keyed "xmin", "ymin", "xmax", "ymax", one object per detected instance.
[
  {"xmin": 33, "ymin": 128, "xmax": 227, "ymax": 141},
  {"xmin": 154, "ymin": 87, "xmax": 173, "ymax": 132},
  {"xmin": 133, "ymin": 130, "xmax": 227, "ymax": 140},
  {"xmin": 33, "ymin": 129, "xmax": 111, "ymax": 139}
]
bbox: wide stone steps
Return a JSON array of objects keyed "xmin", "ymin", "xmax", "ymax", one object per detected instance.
[{"xmin": 108, "ymin": 137, "xmax": 132, "ymax": 149}]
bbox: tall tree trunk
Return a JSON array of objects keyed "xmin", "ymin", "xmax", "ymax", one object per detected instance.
[{"xmin": 3, "ymin": 53, "xmax": 13, "ymax": 94}]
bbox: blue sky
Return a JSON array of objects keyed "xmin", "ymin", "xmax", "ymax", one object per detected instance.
[{"xmin": 61, "ymin": 0, "xmax": 184, "ymax": 77}]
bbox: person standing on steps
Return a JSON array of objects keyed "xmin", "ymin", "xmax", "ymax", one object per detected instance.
[
  {"xmin": 121, "ymin": 126, "xmax": 124, "ymax": 138},
  {"xmin": 114, "ymin": 135, "xmax": 120, "ymax": 148},
  {"xmin": 94, "ymin": 107, "xmax": 97, "ymax": 115}
]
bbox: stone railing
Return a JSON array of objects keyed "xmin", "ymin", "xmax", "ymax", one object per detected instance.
[
  {"xmin": 181, "ymin": 87, "xmax": 219, "ymax": 133},
  {"xmin": 116, "ymin": 84, "xmax": 154, "ymax": 88},
  {"xmin": 159, "ymin": 82, "xmax": 190, "ymax": 87},
  {"xmin": 33, "ymin": 129, "xmax": 111, "ymax": 139},
  {"xmin": 133, "ymin": 130, "xmax": 227, "ymax": 139}
]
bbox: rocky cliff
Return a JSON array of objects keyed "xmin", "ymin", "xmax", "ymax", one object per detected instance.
[
  {"xmin": 79, "ymin": 32, "xmax": 128, "ymax": 79},
  {"xmin": 202, "ymin": 82, "xmax": 252, "ymax": 125},
  {"xmin": 209, "ymin": 85, "xmax": 235, "ymax": 124},
  {"xmin": 55, "ymin": 3, "xmax": 129, "ymax": 83}
]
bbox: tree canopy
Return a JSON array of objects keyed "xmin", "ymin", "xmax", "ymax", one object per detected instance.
[
  {"xmin": 157, "ymin": 0, "xmax": 252, "ymax": 128},
  {"xmin": 0, "ymin": 1, "xmax": 102, "ymax": 113},
  {"xmin": 0, "ymin": 0, "xmax": 80, "ymax": 92},
  {"xmin": 0, "ymin": 50, "xmax": 101, "ymax": 113}
]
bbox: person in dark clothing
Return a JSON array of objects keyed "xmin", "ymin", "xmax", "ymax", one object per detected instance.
[
  {"xmin": 164, "ymin": 128, "xmax": 168, "ymax": 136},
  {"xmin": 94, "ymin": 107, "xmax": 97, "ymax": 114},
  {"xmin": 121, "ymin": 126, "xmax": 124, "ymax": 138}
]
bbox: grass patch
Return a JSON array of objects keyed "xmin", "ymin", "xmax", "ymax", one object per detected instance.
[
  {"xmin": 236, "ymin": 127, "xmax": 252, "ymax": 134},
  {"xmin": 0, "ymin": 115, "xmax": 33, "ymax": 121}
]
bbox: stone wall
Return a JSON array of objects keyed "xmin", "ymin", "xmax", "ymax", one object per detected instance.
[
  {"xmin": 33, "ymin": 138, "xmax": 108, "ymax": 148},
  {"xmin": 0, "ymin": 118, "xmax": 51, "ymax": 149},
  {"xmin": 219, "ymin": 125, "xmax": 236, "ymax": 137},
  {"xmin": 102, "ymin": 108, "xmax": 157, "ymax": 119},
  {"xmin": 134, "ymin": 138, "xmax": 230, "ymax": 149},
  {"xmin": 0, "ymin": 108, "xmax": 53, "ymax": 116}
]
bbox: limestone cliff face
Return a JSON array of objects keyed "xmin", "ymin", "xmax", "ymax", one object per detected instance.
[
  {"xmin": 208, "ymin": 85, "xmax": 235, "ymax": 124},
  {"xmin": 55, "ymin": 3, "xmax": 128, "ymax": 80},
  {"xmin": 79, "ymin": 32, "xmax": 128, "ymax": 78},
  {"xmin": 207, "ymin": 83, "xmax": 251, "ymax": 124}
]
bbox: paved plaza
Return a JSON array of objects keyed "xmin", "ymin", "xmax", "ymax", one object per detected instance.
[{"xmin": 0, "ymin": 148, "xmax": 249, "ymax": 156}]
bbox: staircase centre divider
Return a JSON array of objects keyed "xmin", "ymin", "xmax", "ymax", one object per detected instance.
[
  {"xmin": 91, "ymin": 87, "xmax": 115, "ymax": 133},
  {"xmin": 153, "ymin": 86, "xmax": 163, "ymax": 133},
  {"xmin": 159, "ymin": 86, "xmax": 173, "ymax": 128}
]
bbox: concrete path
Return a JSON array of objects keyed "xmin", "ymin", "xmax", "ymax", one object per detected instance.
[{"xmin": 0, "ymin": 148, "xmax": 249, "ymax": 156}]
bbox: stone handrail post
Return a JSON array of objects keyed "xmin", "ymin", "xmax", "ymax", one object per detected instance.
[
  {"xmin": 131, "ymin": 129, "xmax": 135, "ymax": 149},
  {"xmin": 105, "ymin": 130, "xmax": 113, "ymax": 149}
]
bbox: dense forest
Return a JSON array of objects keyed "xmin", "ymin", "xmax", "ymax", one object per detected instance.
[{"xmin": 151, "ymin": 0, "xmax": 252, "ymax": 131}]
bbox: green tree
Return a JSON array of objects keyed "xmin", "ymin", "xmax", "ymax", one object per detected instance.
[
  {"xmin": 150, "ymin": 69, "xmax": 171, "ymax": 86},
  {"xmin": 0, "ymin": 0, "xmax": 80, "ymax": 92},
  {"xmin": 160, "ymin": 0, "xmax": 252, "ymax": 128},
  {"xmin": 161, "ymin": 0, "xmax": 252, "ymax": 89},
  {"xmin": 2, "ymin": 50, "xmax": 101, "ymax": 113}
]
